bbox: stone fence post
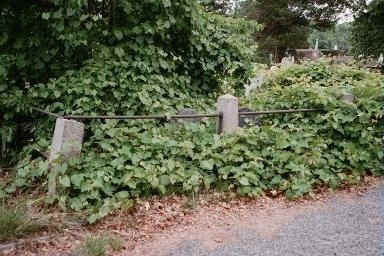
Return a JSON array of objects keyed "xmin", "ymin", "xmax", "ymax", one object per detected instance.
[
  {"xmin": 341, "ymin": 92, "xmax": 355, "ymax": 104},
  {"xmin": 217, "ymin": 94, "xmax": 239, "ymax": 134},
  {"xmin": 48, "ymin": 118, "xmax": 84, "ymax": 195}
]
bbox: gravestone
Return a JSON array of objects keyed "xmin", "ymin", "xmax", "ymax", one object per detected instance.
[
  {"xmin": 281, "ymin": 56, "xmax": 295, "ymax": 67},
  {"xmin": 270, "ymin": 66, "xmax": 279, "ymax": 72},
  {"xmin": 295, "ymin": 49, "xmax": 321, "ymax": 61},
  {"xmin": 315, "ymin": 39, "xmax": 319, "ymax": 51},
  {"xmin": 49, "ymin": 118, "xmax": 85, "ymax": 162},
  {"xmin": 48, "ymin": 118, "xmax": 84, "ymax": 196},
  {"xmin": 239, "ymin": 108, "xmax": 260, "ymax": 128},
  {"xmin": 341, "ymin": 92, "xmax": 355, "ymax": 104},
  {"xmin": 378, "ymin": 53, "xmax": 383, "ymax": 65},
  {"xmin": 245, "ymin": 75, "xmax": 265, "ymax": 96}
]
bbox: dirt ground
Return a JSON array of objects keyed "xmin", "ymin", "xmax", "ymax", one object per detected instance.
[{"xmin": 0, "ymin": 176, "xmax": 382, "ymax": 256}]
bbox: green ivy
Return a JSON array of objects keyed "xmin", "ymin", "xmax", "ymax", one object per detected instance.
[
  {"xmin": 0, "ymin": 0, "xmax": 260, "ymax": 164},
  {"xmin": 7, "ymin": 63, "xmax": 383, "ymax": 223}
]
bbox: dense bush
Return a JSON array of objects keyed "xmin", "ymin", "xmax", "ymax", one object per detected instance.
[
  {"xmin": 0, "ymin": 0, "xmax": 259, "ymax": 165},
  {"xmin": 6, "ymin": 63, "xmax": 383, "ymax": 223},
  {"xmin": 242, "ymin": 63, "xmax": 384, "ymax": 195},
  {"xmin": 351, "ymin": 0, "xmax": 384, "ymax": 57}
]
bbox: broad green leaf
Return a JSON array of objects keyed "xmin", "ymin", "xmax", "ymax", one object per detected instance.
[
  {"xmin": 59, "ymin": 175, "xmax": 71, "ymax": 187},
  {"xmin": 113, "ymin": 30, "xmax": 124, "ymax": 40},
  {"xmin": 239, "ymin": 177, "xmax": 249, "ymax": 186},
  {"xmin": 200, "ymin": 160, "xmax": 214, "ymax": 170}
]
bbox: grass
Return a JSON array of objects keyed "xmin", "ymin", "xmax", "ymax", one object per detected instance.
[
  {"xmin": 0, "ymin": 201, "xmax": 46, "ymax": 241},
  {"xmin": 108, "ymin": 235, "xmax": 124, "ymax": 251},
  {"xmin": 74, "ymin": 235, "xmax": 124, "ymax": 256}
]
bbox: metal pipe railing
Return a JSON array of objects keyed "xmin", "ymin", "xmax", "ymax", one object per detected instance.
[
  {"xmin": 63, "ymin": 113, "xmax": 219, "ymax": 120},
  {"xmin": 30, "ymin": 107, "xmax": 62, "ymax": 118},
  {"xmin": 239, "ymin": 109, "xmax": 321, "ymax": 116}
]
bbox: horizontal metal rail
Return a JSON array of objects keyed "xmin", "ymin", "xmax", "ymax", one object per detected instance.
[
  {"xmin": 30, "ymin": 107, "xmax": 62, "ymax": 118},
  {"xmin": 239, "ymin": 108, "xmax": 321, "ymax": 116},
  {"xmin": 31, "ymin": 105, "xmax": 321, "ymax": 120},
  {"xmin": 64, "ymin": 113, "xmax": 219, "ymax": 120}
]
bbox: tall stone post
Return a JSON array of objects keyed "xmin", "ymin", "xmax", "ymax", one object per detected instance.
[
  {"xmin": 48, "ymin": 118, "xmax": 84, "ymax": 195},
  {"xmin": 216, "ymin": 94, "xmax": 239, "ymax": 134}
]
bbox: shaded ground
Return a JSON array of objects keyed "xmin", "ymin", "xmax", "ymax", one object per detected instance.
[{"xmin": 1, "ymin": 177, "xmax": 383, "ymax": 255}]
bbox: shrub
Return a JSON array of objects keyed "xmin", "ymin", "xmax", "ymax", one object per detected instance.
[
  {"xmin": 6, "ymin": 63, "xmax": 384, "ymax": 223},
  {"xmin": 0, "ymin": 1, "xmax": 260, "ymax": 165}
]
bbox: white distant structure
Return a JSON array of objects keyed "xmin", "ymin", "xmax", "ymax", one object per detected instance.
[
  {"xmin": 334, "ymin": 44, "xmax": 338, "ymax": 51},
  {"xmin": 269, "ymin": 53, "xmax": 273, "ymax": 64},
  {"xmin": 281, "ymin": 56, "xmax": 295, "ymax": 66},
  {"xmin": 378, "ymin": 53, "xmax": 383, "ymax": 65},
  {"xmin": 245, "ymin": 75, "xmax": 265, "ymax": 96},
  {"xmin": 315, "ymin": 39, "xmax": 319, "ymax": 51}
]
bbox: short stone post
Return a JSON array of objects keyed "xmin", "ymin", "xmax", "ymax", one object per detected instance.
[
  {"xmin": 48, "ymin": 118, "xmax": 84, "ymax": 195},
  {"xmin": 216, "ymin": 94, "xmax": 239, "ymax": 134},
  {"xmin": 341, "ymin": 92, "xmax": 355, "ymax": 104}
]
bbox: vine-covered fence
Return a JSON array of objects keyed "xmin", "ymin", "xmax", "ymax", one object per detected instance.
[{"xmin": 32, "ymin": 94, "xmax": 326, "ymax": 194}]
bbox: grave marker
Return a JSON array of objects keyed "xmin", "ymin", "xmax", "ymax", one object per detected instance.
[{"xmin": 48, "ymin": 118, "xmax": 84, "ymax": 195}]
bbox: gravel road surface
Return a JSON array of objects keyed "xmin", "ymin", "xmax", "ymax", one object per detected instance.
[{"xmin": 144, "ymin": 183, "xmax": 384, "ymax": 256}]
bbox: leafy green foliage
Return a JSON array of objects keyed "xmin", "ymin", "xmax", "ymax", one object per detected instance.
[
  {"xmin": 351, "ymin": 0, "xmax": 384, "ymax": 57},
  {"xmin": 308, "ymin": 23, "xmax": 352, "ymax": 52},
  {"xmin": 237, "ymin": 0, "xmax": 361, "ymax": 61},
  {"xmin": 200, "ymin": 0, "xmax": 236, "ymax": 14},
  {"xmin": 0, "ymin": 0, "xmax": 259, "ymax": 165},
  {"xmin": 242, "ymin": 62, "xmax": 384, "ymax": 195},
  {"xmin": 8, "ymin": 63, "xmax": 383, "ymax": 223},
  {"xmin": 1, "ymin": 1, "xmax": 382, "ymax": 225}
]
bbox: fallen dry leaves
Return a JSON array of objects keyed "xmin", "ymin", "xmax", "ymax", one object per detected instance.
[{"xmin": 0, "ymin": 175, "xmax": 382, "ymax": 256}]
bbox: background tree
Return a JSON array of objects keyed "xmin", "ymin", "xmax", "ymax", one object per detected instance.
[
  {"xmin": 238, "ymin": 0, "xmax": 364, "ymax": 62},
  {"xmin": 200, "ymin": 0, "xmax": 235, "ymax": 15},
  {"xmin": 308, "ymin": 23, "xmax": 353, "ymax": 52},
  {"xmin": 351, "ymin": 0, "xmax": 384, "ymax": 57}
]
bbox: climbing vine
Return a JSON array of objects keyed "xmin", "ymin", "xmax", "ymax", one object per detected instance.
[{"xmin": 5, "ymin": 63, "xmax": 383, "ymax": 223}]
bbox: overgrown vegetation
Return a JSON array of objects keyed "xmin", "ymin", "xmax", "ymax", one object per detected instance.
[
  {"xmin": 74, "ymin": 235, "xmax": 124, "ymax": 256},
  {"xmin": 0, "ymin": 201, "xmax": 47, "ymax": 241},
  {"xmin": 1, "ymin": 0, "xmax": 383, "ymax": 227},
  {"xmin": 0, "ymin": 0, "xmax": 259, "ymax": 165},
  {"xmin": 243, "ymin": 62, "xmax": 384, "ymax": 193},
  {"xmin": 351, "ymin": 0, "xmax": 384, "ymax": 57},
  {"xmin": 5, "ymin": 62, "xmax": 383, "ymax": 223}
]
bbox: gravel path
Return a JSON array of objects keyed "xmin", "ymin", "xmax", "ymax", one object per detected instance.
[{"xmin": 143, "ymin": 183, "xmax": 384, "ymax": 256}]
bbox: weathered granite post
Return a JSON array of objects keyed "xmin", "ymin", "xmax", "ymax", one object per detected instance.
[
  {"xmin": 48, "ymin": 118, "xmax": 84, "ymax": 195},
  {"xmin": 217, "ymin": 94, "xmax": 239, "ymax": 134},
  {"xmin": 341, "ymin": 92, "xmax": 355, "ymax": 104}
]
